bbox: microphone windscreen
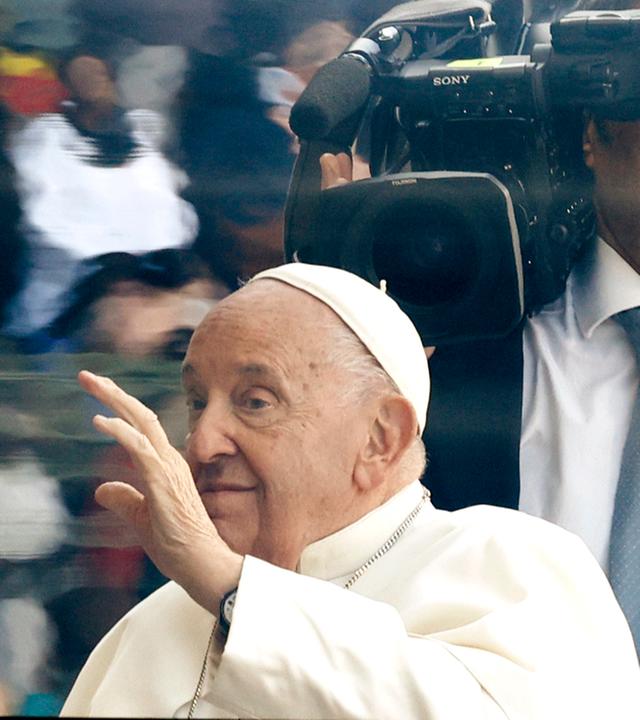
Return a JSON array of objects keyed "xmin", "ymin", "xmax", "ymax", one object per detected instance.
[{"xmin": 289, "ymin": 55, "xmax": 372, "ymax": 140}]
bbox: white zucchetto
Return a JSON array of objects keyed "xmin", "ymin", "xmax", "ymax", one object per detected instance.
[{"xmin": 250, "ymin": 263, "xmax": 430, "ymax": 433}]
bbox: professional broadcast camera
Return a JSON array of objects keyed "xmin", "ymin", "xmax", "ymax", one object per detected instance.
[{"xmin": 284, "ymin": 3, "xmax": 640, "ymax": 345}]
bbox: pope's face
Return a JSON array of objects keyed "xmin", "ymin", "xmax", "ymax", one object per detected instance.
[{"xmin": 182, "ymin": 281, "xmax": 374, "ymax": 568}]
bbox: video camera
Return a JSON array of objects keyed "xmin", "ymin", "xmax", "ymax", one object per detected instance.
[{"xmin": 284, "ymin": 3, "xmax": 640, "ymax": 345}]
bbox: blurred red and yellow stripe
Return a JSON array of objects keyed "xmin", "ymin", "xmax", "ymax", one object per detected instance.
[{"xmin": 0, "ymin": 48, "xmax": 68, "ymax": 115}]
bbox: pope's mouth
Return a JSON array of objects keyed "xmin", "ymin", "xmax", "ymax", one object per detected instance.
[
  {"xmin": 198, "ymin": 484, "xmax": 257, "ymax": 494},
  {"xmin": 198, "ymin": 485, "xmax": 256, "ymax": 520}
]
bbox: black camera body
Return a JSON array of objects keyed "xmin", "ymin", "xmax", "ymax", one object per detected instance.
[
  {"xmin": 285, "ymin": 8, "xmax": 640, "ymax": 345},
  {"xmin": 306, "ymin": 171, "xmax": 524, "ymax": 344}
]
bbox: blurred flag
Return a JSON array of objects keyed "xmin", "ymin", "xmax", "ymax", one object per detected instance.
[{"xmin": 0, "ymin": 48, "xmax": 68, "ymax": 115}]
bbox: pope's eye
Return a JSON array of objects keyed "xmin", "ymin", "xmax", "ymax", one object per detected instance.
[
  {"xmin": 246, "ymin": 397, "xmax": 269, "ymax": 410},
  {"xmin": 187, "ymin": 397, "xmax": 206, "ymax": 412},
  {"xmin": 240, "ymin": 389, "xmax": 276, "ymax": 411}
]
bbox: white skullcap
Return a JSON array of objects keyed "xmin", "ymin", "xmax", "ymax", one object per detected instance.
[{"xmin": 250, "ymin": 263, "xmax": 430, "ymax": 433}]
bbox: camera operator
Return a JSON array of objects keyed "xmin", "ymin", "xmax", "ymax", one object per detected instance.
[
  {"xmin": 520, "ymin": 0, "xmax": 640, "ymax": 656},
  {"xmin": 319, "ymin": 0, "xmax": 640, "ymax": 657}
]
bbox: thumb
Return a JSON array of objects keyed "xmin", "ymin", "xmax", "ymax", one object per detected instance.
[
  {"xmin": 320, "ymin": 153, "xmax": 344, "ymax": 190},
  {"xmin": 95, "ymin": 481, "xmax": 145, "ymax": 525},
  {"xmin": 336, "ymin": 152, "xmax": 353, "ymax": 182}
]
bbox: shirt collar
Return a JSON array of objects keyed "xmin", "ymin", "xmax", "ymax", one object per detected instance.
[
  {"xmin": 573, "ymin": 237, "xmax": 640, "ymax": 338},
  {"xmin": 297, "ymin": 481, "xmax": 432, "ymax": 581}
]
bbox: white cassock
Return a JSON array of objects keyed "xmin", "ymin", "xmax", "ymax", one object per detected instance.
[{"xmin": 61, "ymin": 482, "xmax": 640, "ymax": 719}]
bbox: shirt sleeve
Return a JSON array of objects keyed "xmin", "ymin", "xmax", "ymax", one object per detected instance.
[{"xmin": 208, "ymin": 556, "xmax": 508, "ymax": 720}]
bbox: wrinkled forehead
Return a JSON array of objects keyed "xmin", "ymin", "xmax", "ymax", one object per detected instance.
[
  {"xmin": 201, "ymin": 278, "xmax": 341, "ymax": 332},
  {"xmin": 185, "ymin": 279, "xmax": 350, "ymax": 366}
]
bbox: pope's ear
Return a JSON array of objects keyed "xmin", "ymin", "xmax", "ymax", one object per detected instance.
[{"xmin": 353, "ymin": 394, "xmax": 417, "ymax": 492}]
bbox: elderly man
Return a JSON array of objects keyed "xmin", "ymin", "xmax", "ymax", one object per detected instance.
[{"xmin": 61, "ymin": 263, "xmax": 639, "ymax": 719}]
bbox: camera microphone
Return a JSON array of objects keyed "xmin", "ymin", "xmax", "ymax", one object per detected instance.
[{"xmin": 289, "ymin": 38, "xmax": 382, "ymax": 141}]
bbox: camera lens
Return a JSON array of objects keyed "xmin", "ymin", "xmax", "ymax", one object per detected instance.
[{"xmin": 371, "ymin": 201, "xmax": 478, "ymax": 307}]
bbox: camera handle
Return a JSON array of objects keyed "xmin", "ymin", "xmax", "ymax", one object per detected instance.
[{"xmin": 284, "ymin": 133, "xmax": 357, "ymax": 264}]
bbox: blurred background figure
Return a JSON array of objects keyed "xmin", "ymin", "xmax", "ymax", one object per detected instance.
[
  {"xmin": 0, "ymin": 447, "xmax": 72, "ymax": 716},
  {"xmin": 48, "ymin": 248, "xmax": 228, "ymax": 357},
  {"xmin": 115, "ymin": 45, "xmax": 187, "ymax": 128},
  {"xmin": 0, "ymin": 597, "xmax": 60, "ymax": 716},
  {"xmin": 257, "ymin": 18, "xmax": 354, "ymax": 142},
  {"xmin": 0, "ymin": 0, "xmax": 78, "ymax": 119},
  {"xmin": 0, "ymin": 102, "xmax": 25, "ymax": 330},
  {"xmin": 3, "ymin": 48, "xmax": 199, "ymax": 342},
  {"xmin": 182, "ymin": 105, "xmax": 296, "ymax": 287}
]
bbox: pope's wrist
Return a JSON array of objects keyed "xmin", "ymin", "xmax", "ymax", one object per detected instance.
[{"xmin": 181, "ymin": 549, "xmax": 244, "ymax": 615}]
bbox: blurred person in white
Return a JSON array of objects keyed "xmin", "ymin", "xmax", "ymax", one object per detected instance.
[
  {"xmin": 3, "ymin": 50, "xmax": 198, "ymax": 339},
  {"xmin": 0, "ymin": 453, "xmax": 70, "ymax": 715},
  {"xmin": 0, "ymin": 454, "xmax": 70, "ymax": 561},
  {"xmin": 61, "ymin": 263, "xmax": 640, "ymax": 719},
  {"xmin": 116, "ymin": 45, "xmax": 188, "ymax": 123},
  {"xmin": 0, "ymin": 597, "xmax": 57, "ymax": 715}
]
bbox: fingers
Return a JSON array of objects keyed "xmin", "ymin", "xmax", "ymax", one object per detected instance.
[
  {"xmin": 93, "ymin": 413, "xmax": 175, "ymax": 494},
  {"xmin": 81, "ymin": 371, "xmax": 195, "ymax": 511},
  {"xmin": 319, "ymin": 153, "xmax": 339, "ymax": 190},
  {"xmin": 93, "ymin": 412, "xmax": 195, "ymax": 507},
  {"xmin": 93, "ymin": 414, "xmax": 160, "ymax": 463},
  {"xmin": 95, "ymin": 481, "xmax": 145, "ymax": 525},
  {"xmin": 79, "ymin": 370, "xmax": 169, "ymax": 453},
  {"xmin": 320, "ymin": 152, "xmax": 353, "ymax": 190},
  {"xmin": 336, "ymin": 152, "xmax": 353, "ymax": 182}
]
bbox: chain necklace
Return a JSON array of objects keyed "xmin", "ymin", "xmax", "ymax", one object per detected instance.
[{"xmin": 187, "ymin": 487, "xmax": 430, "ymax": 718}]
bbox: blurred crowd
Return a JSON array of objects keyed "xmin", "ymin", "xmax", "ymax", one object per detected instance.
[{"xmin": 0, "ymin": 0, "xmax": 400, "ymax": 713}]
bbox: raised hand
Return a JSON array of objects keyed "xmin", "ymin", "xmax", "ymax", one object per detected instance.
[{"xmin": 78, "ymin": 370, "xmax": 242, "ymax": 613}]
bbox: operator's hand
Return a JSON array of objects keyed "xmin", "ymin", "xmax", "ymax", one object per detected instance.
[
  {"xmin": 320, "ymin": 152, "xmax": 354, "ymax": 189},
  {"xmin": 78, "ymin": 370, "xmax": 242, "ymax": 614}
]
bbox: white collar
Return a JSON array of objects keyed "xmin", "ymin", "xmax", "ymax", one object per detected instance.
[
  {"xmin": 296, "ymin": 481, "xmax": 432, "ymax": 581},
  {"xmin": 572, "ymin": 237, "xmax": 640, "ymax": 338}
]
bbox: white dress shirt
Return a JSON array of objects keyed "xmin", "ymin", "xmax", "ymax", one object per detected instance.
[
  {"xmin": 521, "ymin": 237, "xmax": 640, "ymax": 568},
  {"xmin": 61, "ymin": 481, "xmax": 640, "ymax": 719}
]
